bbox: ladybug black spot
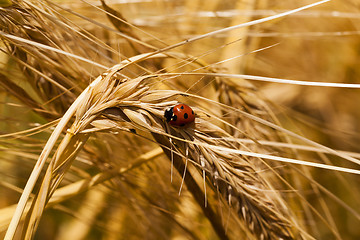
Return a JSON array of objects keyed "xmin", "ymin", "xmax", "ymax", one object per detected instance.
[
  {"xmin": 180, "ymin": 105, "xmax": 184, "ymax": 109},
  {"xmin": 164, "ymin": 108, "xmax": 174, "ymax": 122},
  {"xmin": 184, "ymin": 113, "xmax": 188, "ymax": 119},
  {"xmin": 192, "ymin": 110, "xmax": 194, "ymax": 114}
]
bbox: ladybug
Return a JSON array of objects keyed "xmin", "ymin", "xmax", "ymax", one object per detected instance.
[{"xmin": 164, "ymin": 104, "xmax": 195, "ymax": 127}]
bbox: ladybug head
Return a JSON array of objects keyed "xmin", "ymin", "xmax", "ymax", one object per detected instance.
[{"xmin": 164, "ymin": 107, "xmax": 174, "ymax": 122}]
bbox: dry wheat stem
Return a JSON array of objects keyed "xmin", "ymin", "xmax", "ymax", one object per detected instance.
[
  {"xmin": 46, "ymin": 0, "xmax": 157, "ymax": 51},
  {"xmin": 0, "ymin": 148, "xmax": 163, "ymax": 232},
  {"xmin": 25, "ymin": 0, "xmax": 122, "ymax": 58},
  {"xmin": 74, "ymin": 0, "xmax": 332, "ymax": 79},
  {"xmin": 4, "ymin": 73, "xmax": 101, "ymax": 239},
  {"xmin": 162, "ymin": 0, "xmax": 330, "ymax": 54},
  {"xmin": 97, "ymin": 0, "xmax": 168, "ymax": 47},
  {"xmin": 234, "ymin": 138, "xmax": 360, "ymax": 159},
  {"xmin": 0, "ymin": 32, "xmax": 108, "ymax": 70},
  {"xmin": 184, "ymin": 72, "xmax": 360, "ymax": 88},
  {"xmin": 0, "ymin": 119, "xmax": 60, "ymax": 139}
]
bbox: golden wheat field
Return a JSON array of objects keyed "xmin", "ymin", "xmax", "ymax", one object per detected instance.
[{"xmin": 0, "ymin": 0, "xmax": 360, "ymax": 239}]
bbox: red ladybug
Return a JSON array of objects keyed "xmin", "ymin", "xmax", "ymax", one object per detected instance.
[{"xmin": 164, "ymin": 104, "xmax": 195, "ymax": 127}]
